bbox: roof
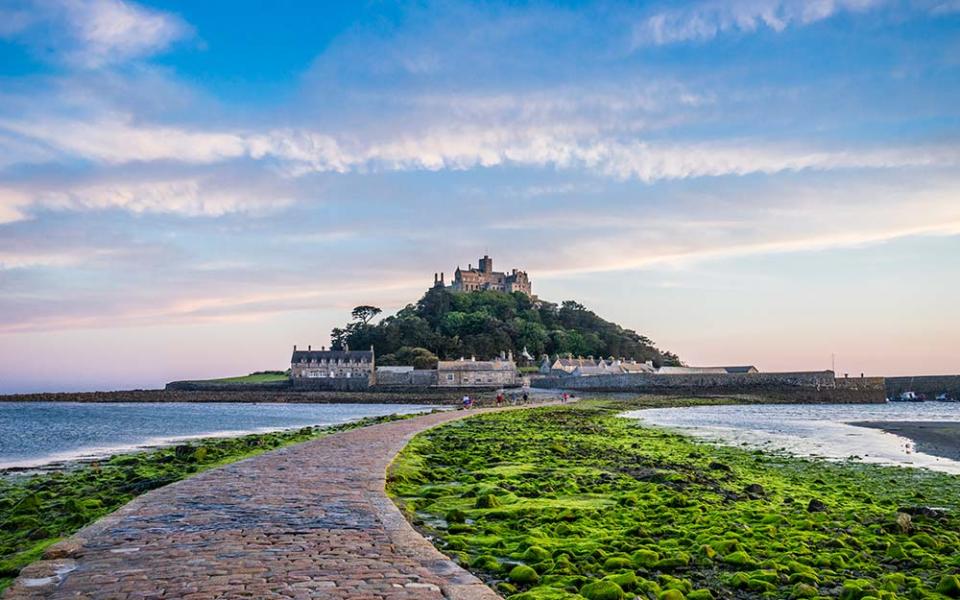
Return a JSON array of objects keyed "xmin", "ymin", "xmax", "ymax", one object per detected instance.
[
  {"xmin": 292, "ymin": 349, "xmax": 373, "ymax": 363},
  {"xmin": 438, "ymin": 359, "xmax": 516, "ymax": 372},
  {"xmin": 657, "ymin": 366, "xmax": 757, "ymax": 375},
  {"xmin": 554, "ymin": 357, "xmax": 599, "ymax": 368},
  {"xmin": 621, "ymin": 362, "xmax": 656, "ymax": 373}
]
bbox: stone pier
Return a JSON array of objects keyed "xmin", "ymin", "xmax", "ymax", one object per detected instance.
[{"xmin": 3, "ymin": 408, "xmax": 520, "ymax": 599}]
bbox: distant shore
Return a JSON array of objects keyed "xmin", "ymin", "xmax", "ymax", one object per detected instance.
[
  {"xmin": 0, "ymin": 388, "xmax": 507, "ymax": 404},
  {"xmin": 851, "ymin": 420, "xmax": 960, "ymax": 462}
]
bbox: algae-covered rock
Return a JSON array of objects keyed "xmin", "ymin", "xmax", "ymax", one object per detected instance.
[
  {"xmin": 632, "ymin": 549, "xmax": 660, "ymax": 568},
  {"xmin": 446, "ymin": 509, "xmax": 467, "ymax": 523},
  {"xmin": 509, "ymin": 588, "xmax": 582, "ymax": 600},
  {"xmin": 604, "ymin": 571, "xmax": 638, "ymax": 591},
  {"xmin": 722, "ymin": 551, "xmax": 757, "ymax": 568},
  {"xmin": 658, "ymin": 590, "xmax": 685, "ymax": 600},
  {"xmin": 791, "ymin": 583, "xmax": 819, "ymax": 598},
  {"xmin": 475, "ymin": 494, "xmax": 502, "ymax": 509},
  {"xmin": 602, "ymin": 556, "xmax": 633, "ymax": 570},
  {"xmin": 523, "ymin": 546, "xmax": 552, "ymax": 562},
  {"xmin": 470, "ymin": 554, "xmax": 502, "ymax": 572},
  {"xmin": 580, "ymin": 580, "xmax": 626, "ymax": 600},
  {"xmin": 509, "ymin": 564, "xmax": 540, "ymax": 585},
  {"xmin": 653, "ymin": 552, "xmax": 691, "ymax": 570},
  {"xmin": 937, "ymin": 575, "xmax": 960, "ymax": 598},
  {"xmin": 687, "ymin": 590, "xmax": 714, "ymax": 600}
]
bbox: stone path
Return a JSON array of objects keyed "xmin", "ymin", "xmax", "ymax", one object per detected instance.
[{"xmin": 4, "ymin": 407, "xmax": 525, "ymax": 600}]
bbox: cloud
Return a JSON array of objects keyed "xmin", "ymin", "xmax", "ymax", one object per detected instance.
[
  {"xmin": 633, "ymin": 0, "xmax": 885, "ymax": 46},
  {"xmin": 4, "ymin": 113, "xmax": 956, "ymax": 184},
  {"xmin": 0, "ymin": 178, "xmax": 293, "ymax": 224},
  {"xmin": 1, "ymin": 0, "xmax": 190, "ymax": 68}
]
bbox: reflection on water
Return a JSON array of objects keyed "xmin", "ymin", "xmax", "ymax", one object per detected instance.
[
  {"xmin": 0, "ymin": 402, "xmax": 438, "ymax": 470},
  {"xmin": 623, "ymin": 402, "xmax": 960, "ymax": 474}
]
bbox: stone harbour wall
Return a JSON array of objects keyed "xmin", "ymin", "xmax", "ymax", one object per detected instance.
[{"xmin": 532, "ymin": 371, "xmax": 886, "ymax": 403}]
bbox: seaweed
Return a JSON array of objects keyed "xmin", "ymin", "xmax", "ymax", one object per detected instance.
[{"xmin": 388, "ymin": 400, "xmax": 960, "ymax": 599}]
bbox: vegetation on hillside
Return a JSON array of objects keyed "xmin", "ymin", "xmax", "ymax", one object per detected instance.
[
  {"xmin": 199, "ymin": 371, "xmax": 290, "ymax": 384},
  {"xmin": 389, "ymin": 401, "xmax": 960, "ymax": 600},
  {"xmin": 331, "ymin": 287, "xmax": 680, "ymax": 368}
]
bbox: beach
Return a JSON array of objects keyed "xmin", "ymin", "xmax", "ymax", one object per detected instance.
[{"xmin": 852, "ymin": 420, "xmax": 960, "ymax": 462}]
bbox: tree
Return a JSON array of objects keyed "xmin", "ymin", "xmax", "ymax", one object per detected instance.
[{"xmin": 351, "ymin": 305, "xmax": 382, "ymax": 325}]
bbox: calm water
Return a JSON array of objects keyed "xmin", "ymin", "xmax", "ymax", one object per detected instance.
[
  {"xmin": 624, "ymin": 402, "xmax": 960, "ymax": 474},
  {"xmin": 0, "ymin": 402, "xmax": 439, "ymax": 470}
]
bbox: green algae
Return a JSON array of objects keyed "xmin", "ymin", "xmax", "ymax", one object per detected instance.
[
  {"xmin": 388, "ymin": 400, "xmax": 960, "ymax": 599},
  {"xmin": 0, "ymin": 412, "xmax": 422, "ymax": 592}
]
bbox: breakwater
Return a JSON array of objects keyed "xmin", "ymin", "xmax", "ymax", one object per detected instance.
[{"xmin": 531, "ymin": 371, "xmax": 886, "ymax": 403}]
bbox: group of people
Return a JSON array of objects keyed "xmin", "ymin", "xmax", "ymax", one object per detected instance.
[{"xmin": 461, "ymin": 390, "xmax": 531, "ymax": 409}]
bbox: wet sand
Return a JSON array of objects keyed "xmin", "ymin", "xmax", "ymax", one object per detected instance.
[{"xmin": 851, "ymin": 421, "xmax": 960, "ymax": 462}]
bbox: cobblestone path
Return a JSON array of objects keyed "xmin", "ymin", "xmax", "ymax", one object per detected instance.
[{"xmin": 4, "ymin": 408, "xmax": 517, "ymax": 600}]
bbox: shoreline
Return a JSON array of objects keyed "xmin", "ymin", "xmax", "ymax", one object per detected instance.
[
  {"xmin": 850, "ymin": 420, "xmax": 960, "ymax": 462},
  {"xmin": 0, "ymin": 405, "xmax": 447, "ymax": 476}
]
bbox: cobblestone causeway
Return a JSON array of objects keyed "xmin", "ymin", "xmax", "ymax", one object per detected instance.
[{"xmin": 4, "ymin": 407, "xmax": 525, "ymax": 600}]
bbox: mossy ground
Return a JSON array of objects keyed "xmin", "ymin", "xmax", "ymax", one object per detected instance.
[
  {"xmin": 0, "ymin": 412, "xmax": 418, "ymax": 592},
  {"xmin": 388, "ymin": 401, "xmax": 960, "ymax": 599}
]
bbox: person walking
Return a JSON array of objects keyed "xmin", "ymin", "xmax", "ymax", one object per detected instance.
[
  {"xmin": 462, "ymin": 394, "xmax": 471, "ymax": 409},
  {"xmin": 495, "ymin": 391, "xmax": 504, "ymax": 407},
  {"xmin": 522, "ymin": 391, "xmax": 528, "ymax": 404}
]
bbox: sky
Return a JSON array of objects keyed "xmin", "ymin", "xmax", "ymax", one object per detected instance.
[{"xmin": 0, "ymin": 0, "xmax": 958, "ymax": 393}]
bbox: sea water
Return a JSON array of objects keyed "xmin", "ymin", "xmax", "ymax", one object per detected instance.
[
  {"xmin": 623, "ymin": 402, "xmax": 960, "ymax": 474},
  {"xmin": 0, "ymin": 402, "xmax": 439, "ymax": 471}
]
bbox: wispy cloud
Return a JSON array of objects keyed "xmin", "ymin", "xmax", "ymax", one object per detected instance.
[
  {"xmin": 3, "ymin": 113, "xmax": 956, "ymax": 191},
  {"xmin": 633, "ymin": 0, "xmax": 885, "ymax": 46},
  {"xmin": 0, "ymin": 0, "xmax": 190, "ymax": 68}
]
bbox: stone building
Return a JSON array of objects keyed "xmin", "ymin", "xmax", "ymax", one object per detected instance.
[
  {"xmin": 437, "ymin": 355, "xmax": 519, "ymax": 387},
  {"xmin": 290, "ymin": 345, "xmax": 376, "ymax": 382},
  {"xmin": 434, "ymin": 255, "xmax": 532, "ymax": 296}
]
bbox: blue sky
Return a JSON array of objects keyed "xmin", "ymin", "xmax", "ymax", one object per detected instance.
[{"xmin": 0, "ymin": 0, "xmax": 958, "ymax": 392}]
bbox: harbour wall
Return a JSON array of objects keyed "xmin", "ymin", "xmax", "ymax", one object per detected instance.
[
  {"xmin": 532, "ymin": 371, "xmax": 886, "ymax": 403},
  {"xmin": 885, "ymin": 375, "xmax": 960, "ymax": 399}
]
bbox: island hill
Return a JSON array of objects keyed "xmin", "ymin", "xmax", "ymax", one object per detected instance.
[{"xmin": 170, "ymin": 255, "xmax": 886, "ymax": 403}]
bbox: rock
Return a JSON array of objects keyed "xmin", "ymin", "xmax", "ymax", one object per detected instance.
[
  {"xmin": 474, "ymin": 494, "xmax": 501, "ymax": 509},
  {"xmin": 687, "ymin": 590, "xmax": 714, "ymax": 600},
  {"xmin": 744, "ymin": 483, "xmax": 765, "ymax": 497},
  {"xmin": 602, "ymin": 556, "xmax": 633, "ymax": 570},
  {"xmin": 898, "ymin": 505, "xmax": 949, "ymax": 519},
  {"xmin": 936, "ymin": 574, "xmax": 960, "ymax": 598},
  {"xmin": 708, "ymin": 462, "xmax": 732, "ymax": 472},
  {"xmin": 508, "ymin": 564, "xmax": 540, "ymax": 585},
  {"xmin": 659, "ymin": 590, "xmax": 685, "ymax": 600},
  {"xmin": 43, "ymin": 540, "xmax": 85, "ymax": 560},
  {"xmin": 580, "ymin": 580, "xmax": 626, "ymax": 600},
  {"xmin": 445, "ymin": 509, "xmax": 467, "ymax": 524},
  {"xmin": 895, "ymin": 512, "xmax": 912, "ymax": 533},
  {"xmin": 522, "ymin": 546, "xmax": 551, "ymax": 562},
  {"xmin": 806, "ymin": 499, "xmax": 827, "ymax": 512},
  {"xmin": 632, "ymin": 549, "xmax": 660, "ymax": 568},
  {"xmin": 791, "ymin": 583, "xmax": 819, "ymax": 598}
]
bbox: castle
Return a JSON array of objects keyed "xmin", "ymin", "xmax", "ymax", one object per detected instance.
[{"xmin": 433, "ymin": 255, "xmax": 532, "ymax": 296}]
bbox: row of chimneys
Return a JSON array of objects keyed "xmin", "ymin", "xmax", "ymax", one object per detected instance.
[
  {"xmin": 433, "ymin": 272, "xmax": 446, "ymax": 285},
  {"xmin": 292, "ymin": 344, "xmax": 350, "ymax": 352}
]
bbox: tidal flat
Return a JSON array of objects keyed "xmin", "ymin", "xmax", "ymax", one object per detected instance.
[
  {"xmin": 388, "ymin": 400, "xmax": 960, "ymax": 600},
  {"xmin": 0, "ymin": 412, "xmax": 421, "ymax": 592}
]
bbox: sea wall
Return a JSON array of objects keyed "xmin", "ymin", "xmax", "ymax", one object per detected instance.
[
  {"xmin": 376, "ymin": 369, "xmax": 438, "ymax": 387},
  {"xmin": 885, "ymin": 375, "xmax": 960, "ymax": 399},
  {"xmin": 532, "ymin": 371, "xmax": 886, "ymax": 403}
]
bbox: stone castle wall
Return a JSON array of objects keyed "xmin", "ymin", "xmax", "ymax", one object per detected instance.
[{"xmin": 375, "ymin": 369, "xmax": 438, "ymax": 387}]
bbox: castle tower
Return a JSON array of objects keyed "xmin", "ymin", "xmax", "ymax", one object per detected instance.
[{"xmin": 479, "ymin": 255, "xmax": 493, "ymax": 274}]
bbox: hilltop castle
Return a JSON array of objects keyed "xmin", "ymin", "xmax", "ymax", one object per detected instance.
[{"xmin": 433, "ymin": 255, "xmax": 532, "ymax": 296}]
